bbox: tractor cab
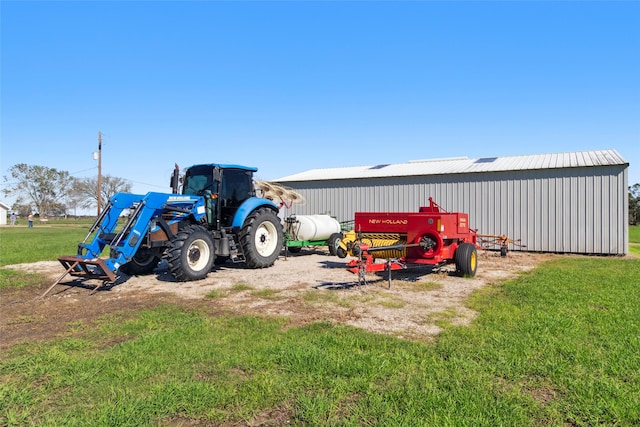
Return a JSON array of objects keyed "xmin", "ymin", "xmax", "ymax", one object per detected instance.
[{"xmin": 180, "ymin": 164, "xmax": 257, "ymax": 229}]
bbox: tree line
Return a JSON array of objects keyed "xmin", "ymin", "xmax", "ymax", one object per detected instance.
[
  {"xmin": 2, "ymin": 163, "xmax": 132, "ymax": 217},
  {"xmin": 630, "ymin": 183, "xmax": 640, "ymax": 225}
]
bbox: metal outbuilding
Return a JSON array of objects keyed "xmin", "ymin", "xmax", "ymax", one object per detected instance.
[{"xmin": 275, "ymin": 149, "xmax": 629, "ymax": 255}]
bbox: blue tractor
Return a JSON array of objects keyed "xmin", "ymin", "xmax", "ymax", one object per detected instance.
[{"xmin": 53, "ymin": 164, "xmax": 284, "ymax": 291}]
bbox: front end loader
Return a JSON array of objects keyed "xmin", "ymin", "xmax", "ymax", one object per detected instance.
[{"xmin": 45, "ymin": 163, "xmax": 284, "ymax": 296}]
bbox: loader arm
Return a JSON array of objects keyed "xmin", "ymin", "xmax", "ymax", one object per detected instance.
[{"xmin": 59, "ymin": 192, "xmax": 206, "ymax": 282}]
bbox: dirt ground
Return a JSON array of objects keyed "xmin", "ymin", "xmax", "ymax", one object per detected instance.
[{"xmin": 1, "ymin": 249, "xmax": 549, "ymax": 349}]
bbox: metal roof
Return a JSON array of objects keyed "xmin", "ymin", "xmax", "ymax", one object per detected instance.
[
  {"xmin": 275, "ymin": 149, "xmax": 628, "ymax": 182},
  {"xmin": 189, "ymin": 163, "xmax": 258, "ymax": 172}
]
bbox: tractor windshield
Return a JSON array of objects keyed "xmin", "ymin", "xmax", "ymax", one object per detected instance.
[{"xmin": 183, "ymin": 165, "xmax": 215, "ymax": 195}]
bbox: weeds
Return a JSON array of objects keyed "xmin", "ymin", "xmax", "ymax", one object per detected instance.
[
  {"xmin": 250, "ymin": 288, "xmax": 282, "ymax": 300},
  {"xmin": 205, "ymin": 289, "xmax": 227, "ymax": 299},
  {"xmin": 0, "ymin": 269, "xmax": 44, "ymax": 290},
  {"xmin": 231, "ymin": 282, "xmax": 253, "ymax": 292},
  {"xmin": 2, "ymin": 224, "xmax": 639, "ymax": 425}
]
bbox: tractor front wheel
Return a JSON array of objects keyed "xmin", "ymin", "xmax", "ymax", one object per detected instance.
[
  {"xmin": 120, "ymin": 247, "xmax": 161, "ymax": 276},
  {"xmin": 240, "ymin": 208, "xmax": 284, "ymax": 268},
  {"xmin": 455, "ymin": 242, "xmax": 478, "ymax": 277},
  {"xmin": 166, "ymin": 224, "xmax": 215, "ymax": 281}
]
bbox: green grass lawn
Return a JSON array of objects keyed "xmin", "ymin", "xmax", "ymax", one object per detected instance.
[
  {"xmin": 0, "ymin": 220, "xmax": 92, "ymax": 267},
  {"xmin": 0, "ymin": 220, "xmax": 94, "ymax": 290},
  {"xmin": 1, "ymin": 256, "xmax": 639, "ymax": 425},
  {"xmin": 630, "ymin": 225, "xmax": 640, "ymax": 256}
]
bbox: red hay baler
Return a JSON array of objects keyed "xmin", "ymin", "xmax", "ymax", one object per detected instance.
[{"xmin": 338, "ymin": 198, "xmax": 479, "ymax": 277}]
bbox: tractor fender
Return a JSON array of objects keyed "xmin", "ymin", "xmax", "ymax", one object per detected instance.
[{"xmin": 231, "ymin": 197, "xmax": 280, "ymax": 229}]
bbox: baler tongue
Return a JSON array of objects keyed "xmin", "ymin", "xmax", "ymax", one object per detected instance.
[{"xmin": 41, "ymin": 256, "xmax": 117, "ymax": 297}]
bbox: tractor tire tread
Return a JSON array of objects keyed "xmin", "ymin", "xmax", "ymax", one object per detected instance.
[
  {"xmin": 239, "ymin": 208, "xmax": 284, "ymax": 268},
  {"xmin": 165, "ymin": 224, "xmax": 215, "ymax": 281}
]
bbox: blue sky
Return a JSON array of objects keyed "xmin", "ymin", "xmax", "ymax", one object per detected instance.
[{"xmin": 1, "ymin": 1, "xmax": 639, "ymax": 207}]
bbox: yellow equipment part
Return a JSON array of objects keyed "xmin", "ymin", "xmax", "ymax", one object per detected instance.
[
  {"xmin": 339, "ymin": 230, "xmax": 358, "ymax": 251},
  {"xmin": 340, "ymin": 231, "xmax": 408, "ymax": 259}
]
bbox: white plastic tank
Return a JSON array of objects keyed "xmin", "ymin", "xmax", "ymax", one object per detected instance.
[{"xmin": 286, "ymin": 215, "xmax": 341, "ymax": 241}]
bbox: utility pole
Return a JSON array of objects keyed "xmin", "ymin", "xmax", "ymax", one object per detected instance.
[{"xmin": 97, "ymin": 131, "xmax": 103, "ymax": 216}]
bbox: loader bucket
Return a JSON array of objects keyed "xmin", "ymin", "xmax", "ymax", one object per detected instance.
[
  {"xmin": 57, "ymin": 256, "xmax": 117, "ymax": 282},
  {"xmin": 41, "ymin": 256, "xmax": 117, "ymax": 298}
]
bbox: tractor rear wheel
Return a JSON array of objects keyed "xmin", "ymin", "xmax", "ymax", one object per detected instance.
[
  {"xmin": 240, "ymin": 208, "xmax": 283, "ymax": 268},
  {"xmin": 455, "ymin": 242, "xmax": 478, "ymax": 277},
  {"xmin": 120, "ymin": 247, "xmax": 161, "ymax": 276},
  {"xmin": 165, "ymin": 224, "xmax": 215, "ymax": 281}
]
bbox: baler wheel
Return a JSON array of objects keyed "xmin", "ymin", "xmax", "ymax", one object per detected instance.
[
  {"xmin": 166, "ymin": 224, "xmax": 215, "ymax": 281},
  {"xmin": 455, "ymin": 242, "xmax": 478, "ymax": 277}
]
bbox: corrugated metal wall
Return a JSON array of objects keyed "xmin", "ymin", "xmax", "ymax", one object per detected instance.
[{"xmin": 278, "ymin": 166, "xmax": 629, "ymax": 255}]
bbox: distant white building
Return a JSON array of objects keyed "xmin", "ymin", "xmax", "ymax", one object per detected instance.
[
  {"xmin": 0, "ymin": 201, "xmax": 11, "ymax": 226},
  {"xmin": 275, "ymin": 149, "xmax": 629, "ymax": 255}
]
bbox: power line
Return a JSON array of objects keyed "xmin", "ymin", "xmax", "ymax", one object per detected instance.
[
  {"xmin": 70, "ymin": 167, "xmax": 98, "ymax": 175},
  {"xmin": 124, "ymin": 178, "xmax": 169, "ymax": 189}
]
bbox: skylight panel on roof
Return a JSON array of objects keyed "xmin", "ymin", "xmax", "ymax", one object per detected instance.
[
  {"xmin": 369, "ymin": 164, "xmax": 390, "ymax": 170},
  {"xmin": 475, "ymin": 157, "xmax": 497, "ymax": 163}
]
